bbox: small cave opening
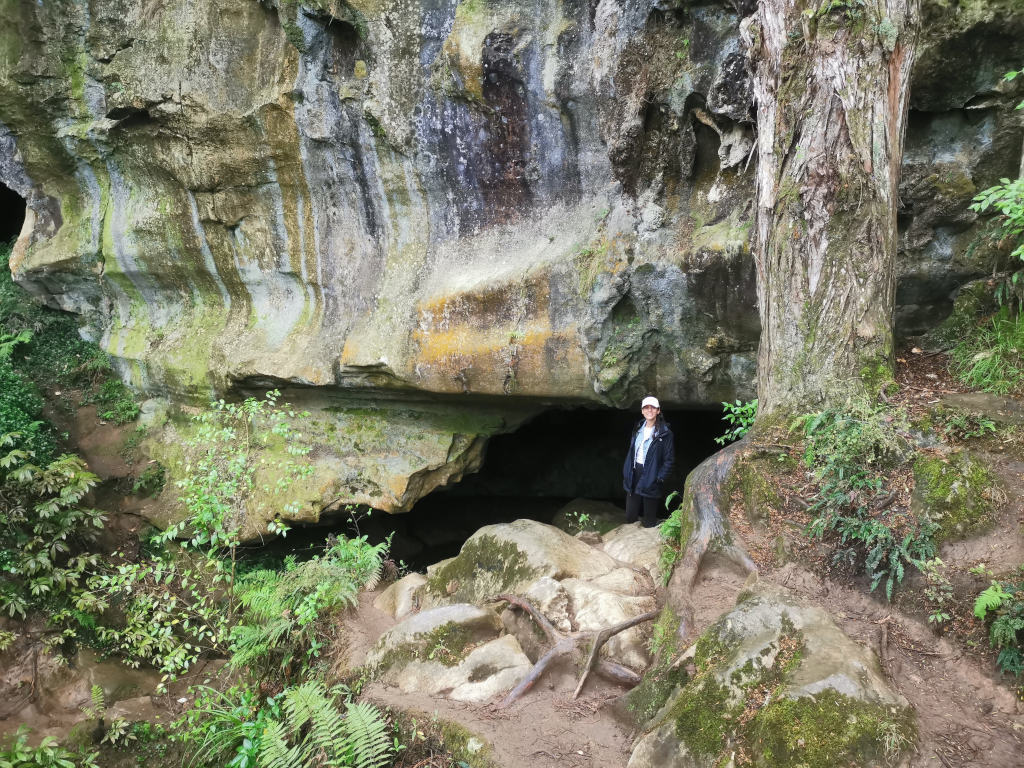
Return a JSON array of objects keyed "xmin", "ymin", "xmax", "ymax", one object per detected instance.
[
  {"xmin": 0, "ymin": 182, "xmax": 26, "ymax": 244},
  {"xmin": 351, "ymin": 406, "xmax": 727, "ymax": 570}
]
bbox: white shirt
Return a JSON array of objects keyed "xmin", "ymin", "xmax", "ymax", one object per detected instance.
[{"xmin": 635, "ymin": 424, "xmax": 655, "ymax": 464}]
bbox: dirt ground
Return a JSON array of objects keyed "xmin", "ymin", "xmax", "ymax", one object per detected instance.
[{"xmin": 346, "ymin": 352, "xmax": 1024, "ymax": 768}]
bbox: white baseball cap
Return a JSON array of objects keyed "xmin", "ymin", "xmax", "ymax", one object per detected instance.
[{"xmin": 641, "ymin": 396, "xmax": 660, "ymax": 409}]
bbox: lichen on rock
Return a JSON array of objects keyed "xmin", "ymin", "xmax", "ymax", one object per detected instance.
[{"xmin": 627, "ymin": 586, "xmax": 915, "ymax": 768}]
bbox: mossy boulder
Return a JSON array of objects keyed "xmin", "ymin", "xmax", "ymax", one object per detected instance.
[
  {"xmin": 627, "ymin": 586, "xmax": 915, "ymax": 768},
  {"xmin": 912, "ymin": 450, "xmax": 996, "ymax": 544},
  {"xmin": 421, "ymin": 519, "xmax": 620, "ymax": 606},
  {"xmin": 366, "ymin": 604, "xmax": 530, "ymax": 702}
]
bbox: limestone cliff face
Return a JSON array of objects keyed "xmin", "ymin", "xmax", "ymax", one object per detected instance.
[{"xmin": 0, "ymin": 0, "xmax": 1022, "ymax": 519}]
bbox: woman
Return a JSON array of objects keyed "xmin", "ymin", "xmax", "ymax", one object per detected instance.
[{"xmin": 622, "ymin": 395, "xmax": 675, "ymax": 528}]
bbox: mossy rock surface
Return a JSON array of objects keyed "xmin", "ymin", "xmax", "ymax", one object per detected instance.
[
  {"xmin": 422, "ymin": 519, "xmax": 619, "ymax": 607},
  {"xmin": 627, "ymin": 586, "xmax": 915, "ymax": 768},
  {"xmin": 912, "ymin": 450, "xmax": 996, "ymax": 544},
  {"xmin": 366, "ymin": 604, "xmax": 531, "ymax": 702}
]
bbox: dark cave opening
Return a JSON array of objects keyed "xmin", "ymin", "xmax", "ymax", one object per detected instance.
[
  {"xmin": 0, "ymin": 183, "xmax": 26, "ymax": 244},
  {"xmin": 343, "ymin": 405, "xmax": 727, "ymax": 569}
]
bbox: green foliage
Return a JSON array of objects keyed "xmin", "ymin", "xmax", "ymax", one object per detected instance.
[
  {"xmin": 132, "ymin": 462, "xmax": 166, "ymax": 496},
  {"xmin": 230, "ymin": 534, "xmax": 387, "ymax": 675},
  {"xmin": 658, "ymin": 491, "xmax": 692, "ymax": 586},
  {"xmin": 794, "ymin": 401, "xmax": 936, "ymax": 600},
  {"xmin": 0, "ymin": 359, "xmax": 55, "ymax": 463},
  {"xmin": 974, "ymin": 571, "xmax": 1024, "ymax": 678},
  {"xmin": 949, "ymin": 307, "xmax": 1024, "ymax": 394},
  {"xmin": 920, "ymin": 558, "xmax": 954, "ymax": 626},
  {"xmin": 163, "ymin": 391, "xmax": 313, "ymax": 555},
  {"xmin": 714, "ymin": 398, "xmax": 757, "ymax": 446},
  {"xmin": 0, "ymin": 255, "xmax": 136, "ymax": 420},
  {"xmin": 0, "ymin": 727, "xmax": 99, "ymax": 768},
  {"xmin": 177, "ymin": 682, "xmax": 396, "ymax": 768},
  {"xmin": 0, "ymin": 432, "xmax": 104, "ymax": 622},
  {"xmin": 85, "ymin": 552, "xmax": 231, "ymax": 687},
  {"xmin": 82, "ymin": 379, "xmax": 140, "ymax": 425},
  {"xmin": 565, "ymin": 510, "xmax": 595, "ymax": 534},
  {"xmin": 933, "ymin": 409, "xmax": 997, "ymax": 442}
]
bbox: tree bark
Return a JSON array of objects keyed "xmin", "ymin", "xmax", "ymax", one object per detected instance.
[{"xmin": 743, "ymin": 0, "xmax": 920, "ymax": 419}]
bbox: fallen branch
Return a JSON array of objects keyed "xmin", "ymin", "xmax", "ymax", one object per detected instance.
[{"xmin": 493, "ymin": 594, "xmax": 657, "ymax": 708}]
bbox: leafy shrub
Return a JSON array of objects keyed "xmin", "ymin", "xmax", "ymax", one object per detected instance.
[
  {"xmin": 177, "ymin": 682, "xmax": 396, "ymax": 768},
  {"xmin": 920, "ymin": 558, "xmax": 954, "ymax": 627},
  {"xmin": 85, "ymin": 552, "xmax": 231, "ymax": 686},
  {"xmin": 0, "ymin": 333, "xmax": 55, "ymax": 462},
  {"xmin": 794, "ymin": 401, "xmax": 936, "ymax": 599},
  {"xmin": 163, "ymin": 391, "xmax": 313, "ymax": 561},
  {"xmin": 949, "ymin": 307, "xmax": 1024, "ymax": 395},
  {"xmin": 714, "ymin": 399, "xmax": 757, "ymax": 445},
  {"xmin": 0, "ymin": 432, "xmax": 104, "ymax": 621},
  {"xmin": 974, "ymin": 570, "xmax": 1024, "ymax": 678},
  {"xmin": 0, "ymin": 726, "xmax": 99, "ymax": 768},
  {"xmin": 230, "ymin": 534, "xmax": 388, "ymax": 675}
]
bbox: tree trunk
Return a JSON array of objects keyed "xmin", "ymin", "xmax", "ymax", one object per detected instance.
[{"xmin": 743, "ymin": 0, "xmax": 920, "ymax": 419}]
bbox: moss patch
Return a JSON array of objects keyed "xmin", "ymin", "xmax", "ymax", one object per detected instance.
[
  {"xmin": 750, "ymin": 689, "xmax": 916, "ymax": 768},
  {"xmin": 913, "ymin": 451, "xmax": 996, "ymax": 543},
  {"xmin": 425, "ymin": 535, "xmax": 539, "ymax": 603},
  {"xmin": 626, "ymin": 607, "xmax": 688, "ymax": 726},
  {"xmin": 645, "ymin": 607, "xmax": 915, "ymax": 767},
  {"xmin": 723, "ymin": 453, "xmax": 784, "ymax": 525},
  {"xmin": 375, "ymin": 620, "xmax": 481, "ymax": 671}
]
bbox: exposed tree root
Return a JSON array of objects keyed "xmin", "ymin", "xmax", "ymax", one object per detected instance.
[
  {"xmin": 667, "ymin": 440, "xmax": 758, "ymax": 638},
  {"xmin": 493, "ymin": 594, "xmax": 658, "ymax": 708}
]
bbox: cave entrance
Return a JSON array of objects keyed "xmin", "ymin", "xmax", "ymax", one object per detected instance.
[
  {"xmin": 0, "ymin": 182, "xmax": 25, "ymax": 244},
  {"xmin": 363, "ymin": 405, "xmax": 726, "ymax": 569}
]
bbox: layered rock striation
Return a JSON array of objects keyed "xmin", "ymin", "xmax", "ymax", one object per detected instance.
[{"xmin": 1, "ymin": 0, "xmax": 1022, "ymax": 515}]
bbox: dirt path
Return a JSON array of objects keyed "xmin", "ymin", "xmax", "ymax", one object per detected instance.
[{"xmin": 350, "ymin": 540, "xmax": 1023, "ymax": 768}]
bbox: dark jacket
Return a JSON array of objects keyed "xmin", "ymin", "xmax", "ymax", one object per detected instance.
[{"xmin": 622, "ymin": 418, "xmax": 675, "ymax": 498}]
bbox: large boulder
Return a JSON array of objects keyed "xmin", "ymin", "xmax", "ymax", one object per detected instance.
[
  {"xmin": 366, "ymin": 604, "xmax": 531, "ymax": 702},
  {"xmin": 627, "ymin": 586, "xmax": 915, "ymax": 768},
  {"xmin": 385, "ymin": 520, "xmax": 661, "ymax": 671}
]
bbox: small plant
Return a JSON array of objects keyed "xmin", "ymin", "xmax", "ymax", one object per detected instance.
[
  {"xmin": 795, "ymin": 401, "xmax": 935, "ymax": 599},
  {"xmin": 658, "ymin": 492, "xmax": 688, "ymax": 585},
  {"xmin": 83, "ymin": 379, "xmax": 140, "ymax": 425},
  {"xmin": 132, "ymin": 462, "xmax": 166, "ymax": 496},
  {"xmin": 714, "ymin": 399, "xmax": 758, "ymax": 445},
  {"xmin": 566, "ymin": 510, "xmax": 595, "ymax": 534},
  {"xmin": 974, "ymin": 570, "xmax": 1024, "ymax": 678},
  {"xmin": 0, "ymin": 727, "xmax": 100, "ymax": 768},
  {"xmin": 81, "ymin": 685, "xmax": 106, "ymax": 722},
  {"xmin": 162, "ymin": 391, "xmax": 314, "ymax": 602},
  {"xmin": 920, "ymin": 558, "xmax": 954, "ymax": 627},
  {"xmin": 935, "ymin": 409, "xmax": 997, "ymax": 442},
  {"xmin": 102, "ymin": 718, "xmax": 137, "ymax": 747},
  {"xmin": 949, "ymin": 307, "xmax": 1024, "ymax": 394}
]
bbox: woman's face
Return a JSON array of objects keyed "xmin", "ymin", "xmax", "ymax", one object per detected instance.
[{"xmin": 642, "ymin": 404, "xmax": 659, "ymax": 421}]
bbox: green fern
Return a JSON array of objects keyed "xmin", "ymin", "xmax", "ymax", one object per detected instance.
[
  {"xmin": 255, "ymin": 683, "xmax": 394, "ymax": 768},
  {"xmin": 342, "ymin": 701, "xmax": 393, "ymax": 768},
  {"xmin": 229, "ymin": 535, "xmax": 386, "ymax": 675},
  {"xmin": 974, "ymin": 582, "xmax": 1008, "ymax": 619}
]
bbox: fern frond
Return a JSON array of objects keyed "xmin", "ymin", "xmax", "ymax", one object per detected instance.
[
  {"xmin": 974, "ymin": 582, "xmax": 1008, "ymax": 619},
  {"xmin": 342, "ymin": 701, "xmax": 393, "ymax": 768},
  {"xmin": 257, "ymin": 719, "xmax": 304, "ymax": 768}
]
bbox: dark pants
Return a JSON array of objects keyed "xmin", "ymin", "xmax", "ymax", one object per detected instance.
[{"xmin": 626, "ymin": 462, "xmax": 660, "ymax": 528}]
